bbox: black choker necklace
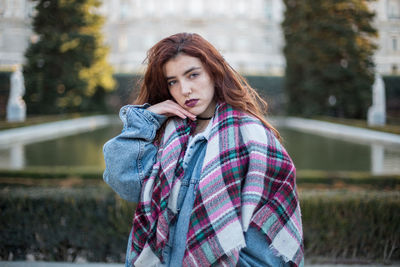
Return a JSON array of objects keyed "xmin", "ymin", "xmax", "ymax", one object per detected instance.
[{"xmin": 197, "ymin": 116, "xmax": 213, "ymax": 120}]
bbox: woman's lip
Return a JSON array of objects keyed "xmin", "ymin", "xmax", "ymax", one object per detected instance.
[{"xmin": 185, "ymin": 99, "xmax": 199, "ymax": 107}]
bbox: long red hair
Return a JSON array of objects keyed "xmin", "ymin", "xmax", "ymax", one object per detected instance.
[{"xmin": 134, "ymin": 32, "xmax": 281, "ymax": 140}]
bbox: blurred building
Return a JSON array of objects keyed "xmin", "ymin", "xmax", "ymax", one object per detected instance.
[
  {"xmin": 0, "ymin": 0, "xmax": 399, "ymax": 75},
  {"xmin": 0, "ymin": 0, "xmax": 35, "ymax": 69},
  {"xmin": 98, "ymin": 0, "xmax": 285, "ymax": 74},
  {"xmin": 370, "ymin": 0, "xmax": 400, "ymax": 74}
]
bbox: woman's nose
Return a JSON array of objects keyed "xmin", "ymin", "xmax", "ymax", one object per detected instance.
[{"xmin": 180, "ymin": 81, "xmax": 192, "ymax": 96}]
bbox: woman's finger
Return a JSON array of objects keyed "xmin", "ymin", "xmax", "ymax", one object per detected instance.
[
  {"xmin": 166, "ymin": 101, "xmax": 196, "ymax": 120},
  {"xmin": 148, "ymin": 100, "xmax": 196, "ymax": 120}
]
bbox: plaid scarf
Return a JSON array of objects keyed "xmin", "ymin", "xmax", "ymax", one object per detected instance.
[{"xmin": 128, "ymin": 103, "xmax": 304, "ymax": 267}]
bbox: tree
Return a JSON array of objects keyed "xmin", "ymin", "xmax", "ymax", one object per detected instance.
[
  {"xmin": 282, "ymin": 0, "xmax": 377, "ymax": 118},
  {"xmin": 24, "ymin": 0, "xmax": 115, "ymax": 114}
]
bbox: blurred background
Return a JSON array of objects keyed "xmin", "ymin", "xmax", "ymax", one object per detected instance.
[{"xmin": 0, "ymin": 0, "xmax": 399, "ymax": 265}]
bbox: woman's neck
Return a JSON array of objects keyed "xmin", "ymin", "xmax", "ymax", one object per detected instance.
[{"xmin": 193, "ymin": 119, "xmax": 211, "ymax": 135}]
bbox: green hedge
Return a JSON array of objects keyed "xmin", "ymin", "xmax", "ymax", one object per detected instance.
[
  {"xmin": 296, "ymin": 170, "xmax": 400, "ymax": 189},
  {"xmin": 1, "ymin": 169, "xmax": 399, "ymax": 189},
  {"xmin": 0, "ymin": 186, "xmax": 135, "ymax": 262},
  {"xmin": 1, "ymin": 186, "xmax": 399, "ymax": 263},
  {"xmin": 301, "ymin": 190, "xmax": 400, "ymax": 262},
  {"xmin": 0, "ymin": 167, "xmax": 102, "ymax": 180}
]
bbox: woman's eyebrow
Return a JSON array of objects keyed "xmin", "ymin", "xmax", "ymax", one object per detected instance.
[{"xmin": 166, "ymin": 66, "xmax": 201, "ymax": 80}]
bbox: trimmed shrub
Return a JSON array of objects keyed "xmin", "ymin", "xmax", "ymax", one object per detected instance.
[
  {"xmin": 296, "ymin": 170, "xmax": 400, "ymax": 189},
  {"xmin": 0, "ymin": 167, "xmax": 102, "ymax": 180},
  {"xmin": 0, "ymin": 186, "xmax": 135, "ymax": 262},
  {"xmin": 1, "ymin": 169, "xmax": 398, "ymax": 189},
  {"xmin": 1, "ymin": 186, "xmax": 399, "ymax": 263},
  {"xmin": 301, "ymin": 190, "xmax": 400, "ymax": 262}
]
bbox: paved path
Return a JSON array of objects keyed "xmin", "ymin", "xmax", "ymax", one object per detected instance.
[
  {"xmin": 1, "ymin": 262, "xmax": 398, "ymax": 267},
  {"xmin": 274, "ymin": 116, "xmax": 400, "ymax": 146},
  {"xmin": 0, "ymin": 115, "xmax": 117, "ymax": 149},
  {"xmin": 0, "ymin": 262, "xmax": 122, "ymax": 267}
]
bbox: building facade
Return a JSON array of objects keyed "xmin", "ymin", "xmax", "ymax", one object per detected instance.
[
  {"xmin": 97, "ymin": 0, "xmax": 285, "ymax": 74},
  {"xmin": 370, "ymin": 0, "xmax": 400, "ymax": 74},
  {"xmin": 0, "ymin": 0, "xmax": 399, "ymax": 75},
  {"xmin": 0, "ymin": 0, "xmax": 35, "ymax": 68}
]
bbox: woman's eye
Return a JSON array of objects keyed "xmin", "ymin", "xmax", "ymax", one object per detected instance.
[
  {"xmin": 189, "ymin": 73, "xmax": 199, "ymax": 78},
  {"xmin": 167, "ymin": 80, "xmax": 176, "ymax": 86}
]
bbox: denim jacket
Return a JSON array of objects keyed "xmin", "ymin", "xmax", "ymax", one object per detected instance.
[{"xmin": 103, "ymin": 105, "xmax": 289, "ymax": 267}]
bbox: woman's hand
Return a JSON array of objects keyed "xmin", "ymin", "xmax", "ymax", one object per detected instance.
[{"xmin": 147, "ymin": 100, "xmax": 196, "ymax": 121}]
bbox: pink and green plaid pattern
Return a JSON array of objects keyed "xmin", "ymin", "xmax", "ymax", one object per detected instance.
[{"xmin": 129, "ymin": 103, "xmax": 304, "ymax": 267}]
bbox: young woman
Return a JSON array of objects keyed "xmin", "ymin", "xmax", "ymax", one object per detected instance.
[{"xmin": 103, "ymin": 33, "xmax": 303, "ymax": 267}]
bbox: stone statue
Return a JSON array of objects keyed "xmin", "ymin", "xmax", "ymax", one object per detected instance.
[
  {"xmin": 6, "ymin": 65, "xmax": 27, "ymax": 122},
  {"xmin": 367, "ymin": 73, "xmax": 386, "ymax": 126}
]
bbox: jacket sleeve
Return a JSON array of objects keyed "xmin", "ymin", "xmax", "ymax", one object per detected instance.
[{"xmin": 103, "ymin": 104, "xmax": 167, "ymax": 202}]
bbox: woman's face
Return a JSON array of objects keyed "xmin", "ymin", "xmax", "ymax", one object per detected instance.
[{"xmin": 163, "ymin": 53, "xmax": 217, "ymax": 118}]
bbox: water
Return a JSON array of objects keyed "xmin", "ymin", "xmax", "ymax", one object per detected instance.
[
  {"xmin": 279, "ymin": 128, "xmax": 400, "ymax": 174},
  {"xmin": 1, "ymin": 125, "xmax": 399, "ymax": 174},
  {"xmin": 0, "ymin": 125, "xmax": 122, "ymax": 170}
]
